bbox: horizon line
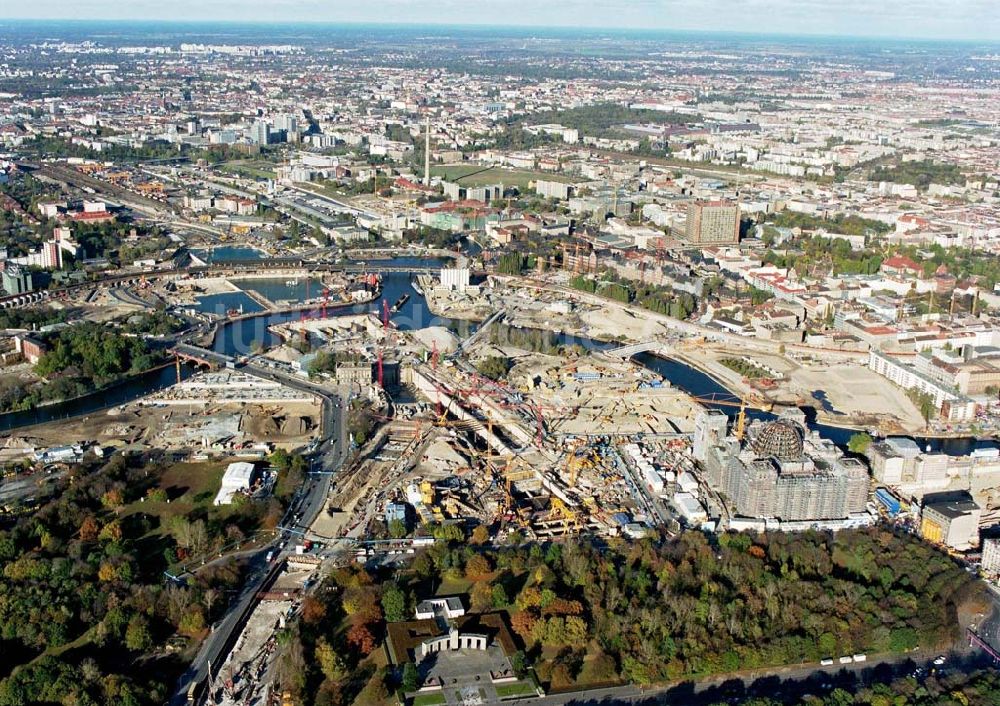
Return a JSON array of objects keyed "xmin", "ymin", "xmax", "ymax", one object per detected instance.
[{"xmin": 0, "ymin": 17, "xmax": 998, "ymax": 46}]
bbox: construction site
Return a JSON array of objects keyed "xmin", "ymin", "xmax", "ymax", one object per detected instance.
[
  {"xmin": 297, "ymin": 303, "xmax": 719, "ymax": 546},
  {"xmin": 206, "ymin": 559, "xmax": 321, "ymax": 706},
  {"xmin": 3, "ymin": 370, "xmax": 322, "ymax": 457}
]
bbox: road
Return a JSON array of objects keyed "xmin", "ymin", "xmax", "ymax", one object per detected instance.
[
  {"xmin": 523, "ymin": 649, "xmax": 994, "ymax": 706},
  {"xmin": 529, "ymin": 585, "xmax": 1000, "ymax": 706},
  {"xmin": 169, "ymin": 367, "xmax": 347, "ymax": 705}
]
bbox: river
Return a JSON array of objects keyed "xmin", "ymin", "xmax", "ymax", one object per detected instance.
[
  {"xmin": 0, "ymin": 260, "xmax": 989, "ymax": 455},
  {"xmin": 0, "ymin": 364, "xmax": 196, "ymax": 432}
]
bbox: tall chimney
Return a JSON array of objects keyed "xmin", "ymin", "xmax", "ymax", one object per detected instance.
[{"xmin": 424, "ymin": 116, "xmax": 431, "ymax": 186}]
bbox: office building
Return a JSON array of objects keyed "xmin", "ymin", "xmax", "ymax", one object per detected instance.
[
  {"xmin": 981, "ymin": 533, "xmax": 1000, "ymax": 578},
  {"xmin": 694, "ymin": 409, "xmax": 729, "ymax": 463},
  {"xmin": 534, "ymin": 179, "xmax": 576, "ymax": 201},
  {"xmin": 920, "ymin": 491, "xmax": 981, "ymax": 550},
  {"xmin": 686, "ymin": 200, "xmax": 740, "ymax": 244},
  {"xmin": 442, "ymin": 182, "xmax": 501, "ymax": 203},
  {"xmin": 250, "ymin": 120, "xmax": 270, "ymax": 146},
  {"xmin": 1, "ymin": 264, "xmax": 33, "ymax": 295}
]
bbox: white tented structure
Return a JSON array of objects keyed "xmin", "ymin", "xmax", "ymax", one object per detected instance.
[{"xmin": 214, "ymin": 462, "xmax": 256, "ymax": 505}]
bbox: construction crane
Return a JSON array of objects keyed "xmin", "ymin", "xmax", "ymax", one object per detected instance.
[
  {"xmin": 565, "ymin": 438, "xmax": 595, "ymax": 487},
  {"xmin": 548, "ymin": 496, "xmax": 583, "ymax": 534},
  {"xmin": 734, "ymin": 394, "xmax": 748, "ymax": 442}
]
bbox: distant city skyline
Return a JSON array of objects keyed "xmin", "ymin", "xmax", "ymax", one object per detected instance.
[{"xmin": 2, "ymin": 0, "xmax": 999, "ymax": 43}]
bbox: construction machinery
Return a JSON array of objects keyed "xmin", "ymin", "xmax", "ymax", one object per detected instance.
[
  {"xmin": 565, "ymin": 438, "xmax": 597, "ymax": 487},
  {"xmin": 547, "ymin": 496, "xmax": 584, "ymax": 534}
]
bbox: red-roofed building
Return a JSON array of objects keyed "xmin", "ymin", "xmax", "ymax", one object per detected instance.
[
  {"xmin": 71, "ymin": 210, "xmax": 115, "ymax": 223},
  {"xmin": 881, "ymin": 255, "xmax": 923, "ymax": 277}
]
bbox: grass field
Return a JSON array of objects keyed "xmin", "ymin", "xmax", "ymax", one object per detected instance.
[
  {"xmin": 430, "ymin": 164, "xmax": 577, "ymax": 189},
  {"xmin": 120, "ymin": 461, "xmax": 226, "ymax": 530},
  {"xmin": 219, "ymin": 161, "xmax": 277, "ymax": 180},
  {"xmin": 494, "ymin": 682, "xmax": 537, "ymax": 698},
  {"xmin": 412, "ymin": 694, "xmax": 447, "ymax": 706},
  {"xmin": 435, "ymin": 575, "xmax": 474, "ymax": 596}
]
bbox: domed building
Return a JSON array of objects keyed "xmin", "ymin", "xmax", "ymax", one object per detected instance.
[
  {"xmin": 695, "ymin": 409, "xmax": 870, "ymax": 523},
  {"xmin": 750, "ymin": 419, "xmax": 804, "ymax": 461}
]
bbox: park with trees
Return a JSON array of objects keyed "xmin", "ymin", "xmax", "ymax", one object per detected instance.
[
  {"xmin": 260, "ymin": 525, "xmax": 981, "ymax": 705},
  {"xmin": 0, "ymin": 452, "xmax": 280, "ymax": 705}
]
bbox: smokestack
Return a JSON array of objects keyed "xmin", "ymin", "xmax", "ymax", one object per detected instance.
[{"xmin": 424, "ymin": 116, "xmax": 431, "ymax": 187}]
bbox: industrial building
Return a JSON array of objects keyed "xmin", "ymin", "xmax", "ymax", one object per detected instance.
[
  {"xmin": 214, "ymin": 462, "xmax": 257, "ymax": 505},
  {"xmin": 1, "ymin": 264, "xmax": 33, "ymax": 295},
  {"xmin": 440, "ymin": 267, "xmax": 471, "ymax": 292}
]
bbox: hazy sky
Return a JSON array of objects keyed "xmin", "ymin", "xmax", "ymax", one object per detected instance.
[{"xmin": 2, "ymin": 0, "xmax": 999, "ymax": 42}]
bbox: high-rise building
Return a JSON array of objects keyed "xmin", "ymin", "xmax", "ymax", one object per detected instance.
[
  {"xmin": 982, "ymin": 533, "xmax": 1000, "ymax": 578},
  {"xmin": 1, "ymin": 264, "xmax": 33, "ymax": 295},
  {"xmin": 694, "ymin": 409, "xmax": 728, "ymax": 463},
  {"xmin": 705, "ymin": 413, "xmax": 870, "ymax": 522},
  {"xmin": 250, "ymin": 120, "xmax": 270, "ymax": 146},
  {"xmin": 41, "ymin": 240, "xmax": 62, "ymax": 269},
  {"xmin": 685, "ymin": 200, "xmax": 740, "ymax": 244}
]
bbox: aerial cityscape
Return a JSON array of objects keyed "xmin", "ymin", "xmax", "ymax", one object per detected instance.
[{"xmin": 1, "ymin": 6, "xmax": 1000, "ymax": 706}]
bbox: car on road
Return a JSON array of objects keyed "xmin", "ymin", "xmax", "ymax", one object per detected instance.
[
  {"xmin": 820, "ymin": 658, "xmax": 834, "ymax": 666},
  {"xmin": 838, "ymin": 656, "xmax": 852, "ymax": 665},
  {"xmin": 932, "ymin": 655, "xmax": 946, "ymax": 666}
]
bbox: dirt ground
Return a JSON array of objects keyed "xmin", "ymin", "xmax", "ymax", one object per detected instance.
[
  {"xmin": 2, "ymin": 399, "xmax": 319, "ymax": 458},
  {"xmin": 678, "ymin": 343, "xmax": 926, "ymax": 433}
]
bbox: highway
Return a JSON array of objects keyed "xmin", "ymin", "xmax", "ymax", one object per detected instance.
[{"xmin": 169, "ymin": 365, "xmax": 347, "ymax": 705}]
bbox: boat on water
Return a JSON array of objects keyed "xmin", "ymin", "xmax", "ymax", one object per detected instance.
[
  {"xmin": 411, "ymin": 278, "xmax": 424, "ymax": 296},
  {"xmin": 391, "ymin": 293, "xmax": 410, "ymax": 312},
  {"xmin": 285, "ymin": 279, "xmax": 299, "ymax": 286}
]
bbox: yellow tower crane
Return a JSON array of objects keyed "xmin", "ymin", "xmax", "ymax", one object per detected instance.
[{"xmin": 734, "ymin": 395, "xmax": 749, "ymax": 442}]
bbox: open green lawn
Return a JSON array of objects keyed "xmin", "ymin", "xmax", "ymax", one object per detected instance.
[
  {"xmin": 494, "ymin": 682, "xmax": 537, "ymax": 698},
  {"xmin": 412, "ymin": 693, "xmax": 447, "ymax": 706},
  {"xmin": 120, "ymin": 461, "xmax": 225, "ymax": 527},
  {"xmin": 296, "ymin": 180, "xmax": 353, "ymax": 200},
  {"xmin": 430, "ymin": 165, "xmax": 577, "ymax": 189},
  {"xmin": 434, "ymin": 575, "xmax": 473, "ymax": 596},
  {"xmin": 219, "ymin": 161, "xmax": 277, "ymax": 180}
]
